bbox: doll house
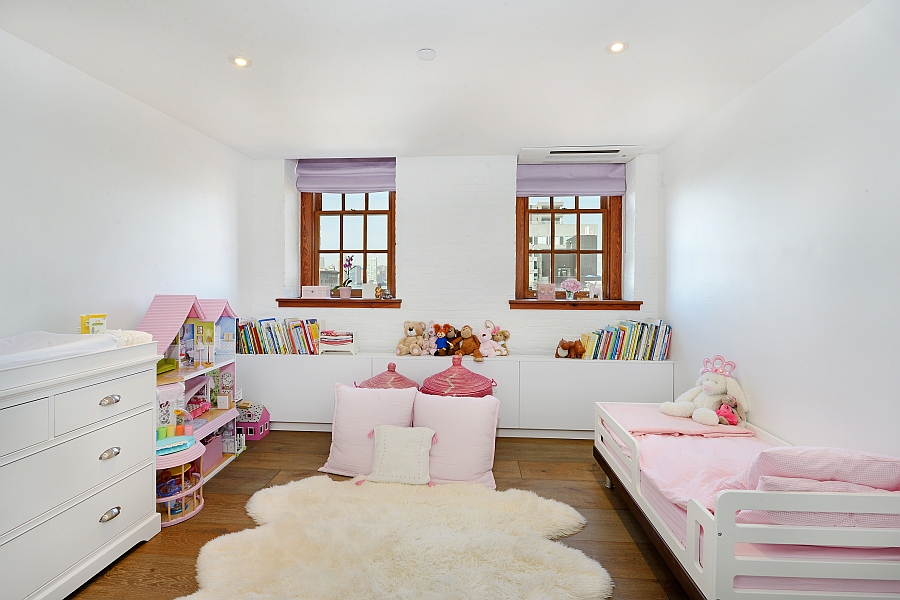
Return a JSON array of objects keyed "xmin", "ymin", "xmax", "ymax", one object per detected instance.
[
  {"xmin": 198, "ymin": 298, "xmax": 239, "ymax": 362},
  {"xmin": 236, "ymin": 402, "xmax": 271, "ymax": 441}
]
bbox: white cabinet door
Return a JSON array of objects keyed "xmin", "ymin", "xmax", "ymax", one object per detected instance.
[
  {"xmin": 519, "ymin": 360, "xmax": 674, "ymax": 430},
  {"xmin": 236, "ymin": 355, "xmax": 373, "ymax": 423},
  {"xmin": 373, "ymin": 356, "xmax": 520, "ymax": 428}
]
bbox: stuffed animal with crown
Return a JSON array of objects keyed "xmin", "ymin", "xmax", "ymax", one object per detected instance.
[{"xmin": 660, "ymin": 355, "xmax": 749, "ymax": 426}]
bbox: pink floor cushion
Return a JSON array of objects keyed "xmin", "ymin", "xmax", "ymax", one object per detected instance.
[
  {"xmin": 412, "ymin": 391, "xmax": 499, "ymax": 488},
  {"xmin": 742, "ymin": 446, "xmax": 900, "ymax": 491},
  {"xmin": 319, "ymin": 384, "xmax": 417, "ymax": 477}
]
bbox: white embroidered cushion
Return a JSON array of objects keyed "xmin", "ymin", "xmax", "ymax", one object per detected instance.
[{"xmin": 366, "ymin": 425, "xmax": 435, "ymax": 485}]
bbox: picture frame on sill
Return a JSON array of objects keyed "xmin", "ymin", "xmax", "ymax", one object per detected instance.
[{"xmin": 536, "ymin": 283, "xmax": 556, "ymax": 301}]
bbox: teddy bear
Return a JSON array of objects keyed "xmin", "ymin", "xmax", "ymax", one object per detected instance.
[
  {"xmin": 395, "ymin": 321, "xmax": 426, "ymax": 356},
  {"xmin": 444, "ymin": 325, "xmax": 462, "ymax": 354},
  {"xmin": 660, "ymin": 355, "xmax": 749, "ymax": 426},
  {"xmin": 476, "ymin": 327, "xmax": 505, "ymax": 358},
  {"xmin": 556, "ymin": 339, "xmax": 585, "ymax": 359},
  {"xmin": 484, "ymin": 320, "xmax": 510, "ymax": 355},
  {"xmin": 422, "ymin": 320, "xmax": 438, "ymax": 356},
  {"xmin": 432, "ymin": 323, "xmax": 455, "ymax": 356},
  {"xmin": 454, "ymin": 325, "xmax": 484, "ymax": 362}
]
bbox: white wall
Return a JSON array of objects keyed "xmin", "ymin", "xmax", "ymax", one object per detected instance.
[
  {"xmin": 245, "ymin": 155, "xmax": 662, "ymax": 355},
  {"xmin": 660, "ymin": 0, "xmax": 900, "ymax": 455},
  {"xmin": 0, "ymin": 29, "xmax": 253, "ymax": 338}
]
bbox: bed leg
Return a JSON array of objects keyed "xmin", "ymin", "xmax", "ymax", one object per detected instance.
[{"xmin": 604, "ymin": 475, "xmax": 613, "ymax": 489}]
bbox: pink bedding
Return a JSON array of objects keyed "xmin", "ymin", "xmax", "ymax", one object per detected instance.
[{"xmin": 602, "ymin": 403, "xmax": 755, "ymax": 438}]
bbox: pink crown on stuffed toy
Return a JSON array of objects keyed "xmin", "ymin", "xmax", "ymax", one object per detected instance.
[{"xmin": 701, "ymin": 355, "xmax": 735, "ymax": 377}]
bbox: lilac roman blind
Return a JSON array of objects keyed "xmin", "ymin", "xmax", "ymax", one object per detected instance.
[
  {"xmin": 295, "ymin": 157, "xmax": 396, "ymax": 193},
  {"xmin": 516, "ymin": 163, "xmax": 626, "ymax": 196}
]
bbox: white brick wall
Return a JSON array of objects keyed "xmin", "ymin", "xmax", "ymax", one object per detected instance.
[{"xmin": 244, "ymin": 155, "xmax": 661, "ymax": 355}]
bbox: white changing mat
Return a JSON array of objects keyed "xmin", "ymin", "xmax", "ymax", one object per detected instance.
[{"xmin": 0, "ymin": 331, "xmax": 119, "ymax": 371}]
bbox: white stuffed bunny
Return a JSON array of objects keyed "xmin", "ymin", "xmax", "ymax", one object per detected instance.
[{"xmin": 660, "ymin": 355, "xmax": 748, "ymax": 426}]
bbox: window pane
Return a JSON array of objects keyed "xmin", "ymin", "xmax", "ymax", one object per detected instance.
[
  {"xmin": 554, "ymin": 213, "xmax": 577, "ymax": 250},
  {"xmin": 343, "ymin": 214, "xmax": 364, "ymax": 250},
  {"xmin": 345, "ymin": 193, "xmax": 365, "ymax": 211},
  {"xmin": 580, "ymin": 254, "xmax": 602, "ymax": 286},
  {"xmin": 528, "ymin": 213, "xmax": 551, "ymax": 250},
  {"xmin": 579, "ymin": 213, "xmax": 603, "ymax": 251},
  {"xmin": 319, "ymin": 215, "xmax": 340, "ymax": 250},
  {"xmin": 319, "ymin": 253, "xmax": 340, "ymax": 288},
  {"xmin": 367, "ymin": 214, "xmax": 388, "ymax": 250},
  {"xmin": 342, "ymin": 253, "xmax": 363, "ymax": 286},
  {"xmin": 366, "ymin": 253, "xmax": 388, "ymax": 286},
  {"xmin": 528, "ymin": 253, "xmax": 551, "ymax": 290},
  {"xmin": 554, "ymin": 254, "xmax": 577, "ymax": 285},
  {"xmin": 322, "ymin": 193, "xmax": 342, "ymax": 211},
  {"xmin": 552, "ymin": 196, "xmax": 575, "ymax": 209},
  {"xmin": 368, "ymin": 191, "xmax": 389, "ymax": 210},
  {"xmin": 528, "ymin": 196, "xmax": 551, "ymax": 209},
  {"xmin": 579, "ymin": 196, "xmax": 601, "ymax": 209}
]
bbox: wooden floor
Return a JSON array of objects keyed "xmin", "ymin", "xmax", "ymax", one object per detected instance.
[{"xmin": 69, "ymin": 431, "xmax": 688, "ymax": 599}]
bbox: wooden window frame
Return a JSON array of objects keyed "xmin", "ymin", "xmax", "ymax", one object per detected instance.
[
  {"xmin": 514, "ymin": 195, "xmax": 630, "ymax": 306},
  {"xmin": 298, "ymin": 191, "xmax": 397, "ymax": 300}
]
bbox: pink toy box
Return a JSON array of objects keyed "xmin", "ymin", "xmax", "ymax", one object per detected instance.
[{"xmin": 237, "ymin": 403, "xmax": 270, "ymax": 441}]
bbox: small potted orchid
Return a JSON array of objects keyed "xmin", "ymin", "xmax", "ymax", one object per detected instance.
[
  {"xmin": 560, "ymin": 278, "xmax": 582, "ymax": 300},
  {"xmin": 335, "ymin": 255, "xmax": 354, "ymax": 299}
]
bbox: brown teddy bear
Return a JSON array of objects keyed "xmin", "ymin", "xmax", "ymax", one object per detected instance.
[
  {"xmin": 444, "ymin": 325, "xmax": 462, "ymax": 354},
  {"xmin": 454, "ymin": 325, "xmax": 484, "ymax": 362},
  {"xmin": 556, "ymin": 339, "xmax": 585, "ymax": 359},
  {"xmin": 396, "ymin": 321, "xmax": 426, "ymax": 356}
]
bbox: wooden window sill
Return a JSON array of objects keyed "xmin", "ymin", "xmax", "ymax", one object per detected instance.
[
  {"xmin": 276, "ymin": 298, "xmax": 402, "ymax": 308},
  {"xmin": 508, "ymin": 299, "xmax": 643, "ymax": 310}
]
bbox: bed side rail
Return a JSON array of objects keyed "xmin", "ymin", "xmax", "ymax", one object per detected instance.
[
  {"xmin": 593, "ymin": 402, "xmax": 641, "ymax": 486},
  {"xmin": 714, "ymin": 490, "xmax": 900, "ymax": 600}
]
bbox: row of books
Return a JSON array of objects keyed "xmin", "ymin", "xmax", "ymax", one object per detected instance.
[
  {"xmin": 581, "ymin": 320, "xmax": 671, "ymax": 361},
  {"xmin": 237, "ymin": 318, "xmax": 321, "ymax": 355}
]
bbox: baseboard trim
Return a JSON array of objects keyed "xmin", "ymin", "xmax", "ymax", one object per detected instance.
[{"xmin": 272, "ymin": 421, "xmax": 592, "ymax": 440}]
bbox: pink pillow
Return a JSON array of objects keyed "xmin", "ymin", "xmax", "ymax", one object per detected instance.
[
  {"xmin": 412, "ymin": 391, "xmax": 499, "ymax": 488},
  {"xmin": 319, "ymin": 384, "xmax": 417, "ymax": 477},
  {"xmin": 736, "ymin": 476, "xmax": 900, "ymax": 528},
  {"xmin": 743, "ymin": 446, "xmax": 900, "ymax": 491}
]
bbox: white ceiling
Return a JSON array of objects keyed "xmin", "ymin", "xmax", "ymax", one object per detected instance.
[{"xmin": 0, "ymin": 0, "xmax": 870, "ymax": 159}]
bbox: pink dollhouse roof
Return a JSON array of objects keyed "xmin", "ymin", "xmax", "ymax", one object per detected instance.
[
  {"xmin": 137, "ymin": 294, "xmax": 207, "ymax": 356},
  {"xmin": 197, "ymin": 299, "xmax": 239, "ymax": 321}
]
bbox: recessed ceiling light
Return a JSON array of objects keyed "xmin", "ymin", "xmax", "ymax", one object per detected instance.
[
  {"xmin": 606, "ymin": 41, "xmax": 628, "ymax": 54},
  {"xmin": 230, "ymin": 55, "xmax": 251, "ymax": 67},
  {"xmin": 417, "ymin": 48, "xmax": 436, "ymax": 61}
]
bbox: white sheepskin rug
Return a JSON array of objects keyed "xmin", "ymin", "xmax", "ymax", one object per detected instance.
[{"xmin": 178, "ymin": 475, "xmax": 613, "ymax": 599}]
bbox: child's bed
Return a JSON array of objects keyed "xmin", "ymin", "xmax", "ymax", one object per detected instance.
[{"xmin": 593, "ymin": 402, "xmax": 900, "ymax": 600}]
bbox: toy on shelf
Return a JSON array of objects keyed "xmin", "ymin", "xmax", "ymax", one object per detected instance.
[
  {"xmin": 396, "ymin": 321, "xmax": 425, "ymax": 356},
  {"xmin": 485, "ymin": 320, "xmax": 511, "ymax": 355},
  {"xmin": 237, "ymin": 402, "xmax": 270, "ymax": 441},
  {"xmin": 556, "ymin": 339, "xmax": 585, "ymax": 359},
  {"xmin": 454, "ymin": 325, "xmax": 484, "ymax": 362},
  {"xmin": 156, "ymin": 456, "xmax": 204, "ymax": 527}
]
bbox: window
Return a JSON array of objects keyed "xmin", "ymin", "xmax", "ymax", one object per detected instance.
[
  {"xmin": 299, "ymin": 191, "xmax": 396, "ymax": 297},
  {"xmin": 515, "ymin": 195, "xmax": 623, "ymax": 300}
]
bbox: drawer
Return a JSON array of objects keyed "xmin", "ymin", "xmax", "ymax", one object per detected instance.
[
  {"xmin": 55, "ymin": 369, "xmax": 154, "ymax": 435},
  {"xmin": 0, "ymin": 398, "xmax": 49, "ymax": 458},
  {"xmin": 1, "ymin": 463, "xmax": 155, "ymax": 600},
  {"xmin": 0, "ymin": 410, "xmax": 154, "ymax": 537}
]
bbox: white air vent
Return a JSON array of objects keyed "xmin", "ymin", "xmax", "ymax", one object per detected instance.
[{"xmin": 518, "ymin": 145, "xmax": 644, "ymax": 164}]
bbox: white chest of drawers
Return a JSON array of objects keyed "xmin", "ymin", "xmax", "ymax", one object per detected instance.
[{"xmin": 0, "ymin": 342, "xmax": 161, "ymax": 600}]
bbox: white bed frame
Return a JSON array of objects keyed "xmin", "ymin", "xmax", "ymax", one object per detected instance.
[{"xmin": 593, "ymin": 402, "xmax": 900, "ymax": 600}]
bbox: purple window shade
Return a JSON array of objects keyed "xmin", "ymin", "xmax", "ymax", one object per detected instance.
[
  {"xmin": 516, "ymin": 163, "xmax": 626, "ymax": 196},
  {"xmin": 295, "ymin": 157, "xmax": 396, "ymax": 193}
]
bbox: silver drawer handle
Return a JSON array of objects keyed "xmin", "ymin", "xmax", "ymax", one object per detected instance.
[
  {"xmin": 99, "ymin": 447, "xmax": 121, "ymax": 460},
  {"xmin": 99, "ymin": 507, "xmax": 121, "ymax": 523},
  {"xmin": 99, "ymin": 394, "xmax": 121, "ymax": 407}
]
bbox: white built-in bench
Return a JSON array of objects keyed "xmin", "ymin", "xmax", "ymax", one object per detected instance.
[{"xmin": 236, "ymin": 354, "xmax": 674, "ymax": 439}]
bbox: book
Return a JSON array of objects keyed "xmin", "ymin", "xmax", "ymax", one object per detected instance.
[{"xmin": 79, "ymin": 313, "xmax": 107, "ymax": 334}]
